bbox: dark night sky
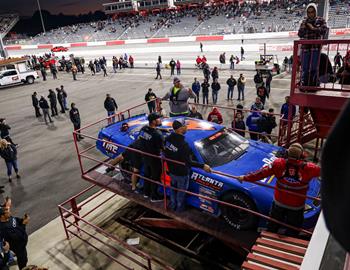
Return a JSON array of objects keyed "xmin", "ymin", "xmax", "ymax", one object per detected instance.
[{"xmin": 2, "ymin": 0, "xmax": 106, "ymax": 16}]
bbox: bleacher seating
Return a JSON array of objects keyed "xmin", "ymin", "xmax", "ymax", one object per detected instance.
[
  {"xmin": 3, "ymin": 0, "xmax": 350, "ymax": 45},
  {"xmin": 0, "ymin": 14, "xmax": 19, "ymax": 38}
]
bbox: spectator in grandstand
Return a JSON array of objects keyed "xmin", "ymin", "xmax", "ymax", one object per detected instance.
[
  {"xmin": 40, "ymin": 65, "xmax": 47, "ymax": 81},
  {"xmin": 169, "ymin": 59, "xmax": 176, "ymax": 76},
  {"xmin": 238, "ymin": 143, "xmax": 320, "ymax": 236},
  {"xmin": 246, "ymin": 111, "xmax": 262, "ymax": 141},
  {"xmin": 176, "ymin": 60, "xmax": 181, "ymax": 75},
  {"xmin": 106, "ymin": 138, "xmax": 142, "ymax": 192},
  {"xmin": 31, "ymin": 92, "xmax": 41, "ymax": 118},
  {"xmin": 237, "ymin": 74, "xmax": 246, "ymax": 101},
  {"xmin": 0, "ymin": 119, "xmax": 15, "ymax": 146},
  {"xmin": 191, "ymin": 78, "xmax": 200, "ymax": 103},
  {"xmin": 138, "ymin": 113, "xmax": 164, "ymax": 202},
  {"xmin": 226, "ymin": 75, "xmax": 237, "ymax": 100},
  {"xmin": 104, "ymin": 94, "xmax": 118, "ymax": 125},
  {"xmin": 211, "ymin": 67, "xmax": 219, "ymax": 81},
  {"xmin": 232, "ymin": 112, "xmax": 246, "ymax": 137},
  {"xmin": 251, "ymin": 97, "xmax": 264, "ymax": 111},
  {"xmin": 69, "ymin": 103, "xmax": 84, "ymax": 142},
  {"xmin": 155, "ymin": 62, "xmax": 162, "ymax": 80},
  {"xmin": 265, "ymin": 71, "xmax": 273, "ymax": 95},
  {"xmin": 298, "ymin": 3, "xmax": 328, "ymax": 86},
  {"xmin": 241, "ymin": 46, "xmax": 245, "ymax": 61},
  {"xmin": 56, "ymin": 88, "xmax": 65, "ymax": 114},
  {"xmin": 39, "ymin": 96, "xmax": 53, "ymax": 125},
  {"xmin": 201, "ymin": 78, "xmax": 210, "ymax": 105},
  {"xmin": 189, "ymin": 106, "xmax": 203, "ymax": 120},
  {"xmin": 207, "ymin": 107, "xmax": 223, "ymax": 124},
  {"xmin": 47, "ymin": 89, "xmax": 58, "ymax": 117},
  {"xmin": 145, "ymin": 88, "xmax": 157, "ymax": 113},
  {"xmin": 50, "ymin": 64, "xmax": 58, "ymax": 80},
  {"xmin": 0, "ymin": 139, "xmax": 20, "ymax": 183},
  {"xmin": 60, "ymin": 85, "xmax": 69, "ymax": 110},
  {"xmin": 163, "ymin": 77, "xmax": 195, "ymax": 117},
  {"xmin": 257, "ymin": 84, "xmax": 269, "ymax": 105},
  {"xmin": 129, "ymin": 55, "xmax": 134, "ymax": 68},
  {"xmin": 200, "ymin": 42, "xmax": 203, "ymax": 52},
  {"xmin": 254, "ymin": 71, "xmax": 264, "ymax": 89},
  {"xmin": 164, "ymin": 119, "xmax": 211, "ymax": 212},
  {"xmin": 71, "ymin": 65, "xmax": 78, "ymax": 80},
  {"xmin": 211, "ymin": 78, "xmax": 221, "ymax": 105},
  {"xmin": 0, "ymin": 205, "xmax": 29, "ymax": 269}
]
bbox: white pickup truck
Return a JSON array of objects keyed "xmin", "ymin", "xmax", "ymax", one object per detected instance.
[{"xmin": 0, "ymin": 69, "xmax": 39, "ymax": 87}]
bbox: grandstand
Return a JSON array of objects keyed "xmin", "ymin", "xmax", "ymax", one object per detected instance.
[
  {"xmin": 0, "ymin": 13, "xmax": 19, "ymax": 38},
  {"xmin": 3, "ymin": 0, "xmax": 350, "ymax": 45}
]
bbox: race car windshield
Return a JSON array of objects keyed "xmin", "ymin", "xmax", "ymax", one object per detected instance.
[{"xmin": 195, "ymin": 128, "xmax": 249, "ymax": 167}]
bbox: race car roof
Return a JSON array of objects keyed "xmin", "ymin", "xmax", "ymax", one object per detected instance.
[{"xmin": 98, "ymin": 114, "xmax": 222, "ymax": 145}]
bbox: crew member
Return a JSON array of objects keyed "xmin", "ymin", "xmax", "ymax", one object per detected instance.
[
  {"xmin": 237, "ymin": 143, "xmax": 320, "ymax": 236},
  {"xmin": 162, "ymin": 77, "xmax": 195, "ymax": 117},
  {"xmin": 164, "ymin": 120, "xmax": 211, "ymax": 212},
  {"xmin": 138, "ymin": 113, "xmax": 164, "ymax": 202},
  {"xmin": 69, "ymin": 103, "xmax": 84, "ymax": 141}
]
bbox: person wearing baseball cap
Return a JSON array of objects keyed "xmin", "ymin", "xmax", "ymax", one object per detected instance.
[
  {"xmin": 138, "ymin": 112, "xmax": 164, "ymax": 202},
  {"xmin": 164, "ymin": 119, "xmax": 211, "ymax": 212},
  {"xmin": 237, "ymin": 143, "xmax": 320, "ymax": 236},
  {"xmin": 162, "ymin": 77, "xmax": 196, "ymax": 117}
]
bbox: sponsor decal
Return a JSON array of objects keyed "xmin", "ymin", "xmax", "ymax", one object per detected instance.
[
  {"xmin": 102, "ymin": 139, "xmax": 119, "ymax": 154},
  {"xmin": 199, "ymin": 203, "xmax": 215, "ymax": 213},
  {"xmin": 199, "ymin": 186, "xmax": 217, "ymax": 198},
  {"xmin": 12, "ymin": 76, "xmax": 19, "ymax": 81},
  {"xmin": 191, "ymin": 172, "xmax": 224, "ymax": 191}
]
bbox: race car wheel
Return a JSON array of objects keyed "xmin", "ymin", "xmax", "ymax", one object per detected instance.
[
  {"xmin": 120, "ymin": 159, "xmax": 132, "ymax": 183},
  {"xmin": 26, "ymin": 76, "xmax": 34, "ymax": 84},
  {"xmin": 220, "ymin": 191, "xmax": 258, "ymax": 230}
]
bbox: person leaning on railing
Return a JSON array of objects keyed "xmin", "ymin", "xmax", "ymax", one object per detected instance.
[
  {"xmin": 298, "ymin": 3, "xmax": 328, "ymax": 87},
  {"xmin": 237, "ymin": 143, "xmax": 320, "ymax": 237}
]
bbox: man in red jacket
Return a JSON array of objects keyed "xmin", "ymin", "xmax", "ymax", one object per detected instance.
[{"xmin": 237, "ymin": 143, "xmax": 320, "ymax": 236}]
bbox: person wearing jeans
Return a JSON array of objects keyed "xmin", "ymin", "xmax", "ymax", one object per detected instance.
[
  {"xmin": 237, "ymin": 74, "xmax": 246, "ymax": 101},
  {"xmin": 211, "ymin": 78, "xmax": 220, "ymax": 105},
  {"xmin": 164, "ymin": 120, "xmax": 211, "ymax": 212},
  {"xmin": 0, "ymin": 139, "xmax": 20, "ymax": 184}
]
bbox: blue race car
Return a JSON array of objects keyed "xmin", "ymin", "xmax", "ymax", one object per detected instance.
[{"xmin": 96, "ymin": 114, "xmax": 321, "ymax": 230}]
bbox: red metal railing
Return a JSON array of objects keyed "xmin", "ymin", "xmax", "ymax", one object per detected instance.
[{"xmin": 58, "ymin": 184, "xmax": 175, "ymax": 270}]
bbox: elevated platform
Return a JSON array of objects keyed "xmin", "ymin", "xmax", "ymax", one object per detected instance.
[{"xmin": 82, "ymin": 163, "xmax": 259, "ymax": 256}]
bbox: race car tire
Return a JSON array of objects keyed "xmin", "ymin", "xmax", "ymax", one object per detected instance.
[
  {"xmin": 120, "ymin": 159, "xmax": 132, "ymax": 183},
  {"xmin": 220, "ymin": 191, "xmax": 258, "ymax": 230},
  {"xmin": 26, "ymin": 76, "xmax": 35, "ymax": 84}
]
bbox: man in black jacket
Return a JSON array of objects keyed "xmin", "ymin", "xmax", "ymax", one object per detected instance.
[
  {"xmin": 56, "ymin": 88, "xmax": 65, "ymax": 113},
  {"xmin": 145, "ymin": 88, "xmax": 157, "ymax": 113},
  {"xmin": 39, "ymin": 96, "xmax": 53, "ymax": 124},
  {"xmin": 104, "ymin": 94, "xmax": 118, "ymax": 124},
  {"xmin": 164, "ymin": 120, "xmax": 211, "ymax": 211},
  {"xmin": 0, "ymin": 119, "xmax": 15, "ymax": 145},
  {"xmin": 69, "ymin": 103, "xmax": 84, "ymax": 141},
  {"xmin": 60, "ymin": 85, "xmax": 69, "ymax": 110},
  {"xmin": 0, "ymin": 206, "xmax": 29, "ymax": 270},
  {"xmin": 201, "ymin": 78, "xmax": 210, "ymax": 104},
  {"xmin": 169, "ymin": 59, "xmax": 176, "ymax": 76},
  {"xmin": 188, "ymin": 106, "xmax": 203, "ymax": 119},
  {"xmin": 211, "ymin": 78, "xmax": 221, "ymax": 105},
  {"xmin": 47, "ymin": 89, "xmax": 58, "ymax": 117},
  {"xmin": 138, "ymin": 113, "xmax": 164, "ymax": 202},
  {"xmin": 31, "ymin": 92, "xmax": 41, "ymax": 117},
  {"xmin": 226, "ymin": 75, "xmax": 237, "ymax": 100}
]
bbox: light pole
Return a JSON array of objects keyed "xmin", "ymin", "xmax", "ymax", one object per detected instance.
[{"xmin": 36, "ymin": 0, "xmax": 46, "ymax": 34}]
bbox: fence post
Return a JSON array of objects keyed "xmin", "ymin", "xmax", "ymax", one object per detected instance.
[
  {"xmin": 71, "ymin": 198, "xmax": 81, "ymax": 234},
  {"xmin": 58, "ymin": 206, "xmax": 70, "ymax": 240}
]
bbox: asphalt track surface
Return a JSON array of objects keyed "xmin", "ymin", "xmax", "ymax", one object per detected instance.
[{"xmin": 2, "ymin": 38, "xmax": 293, "ymax": 234}]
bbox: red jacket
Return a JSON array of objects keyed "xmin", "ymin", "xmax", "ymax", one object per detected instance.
[
  {"xmin": 243, "ymin": 158, "xmax": 320, "ymax": 209},
  {"xmin": 207, "ymin": 108, "xmax": 223, "ymax": 124}
]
